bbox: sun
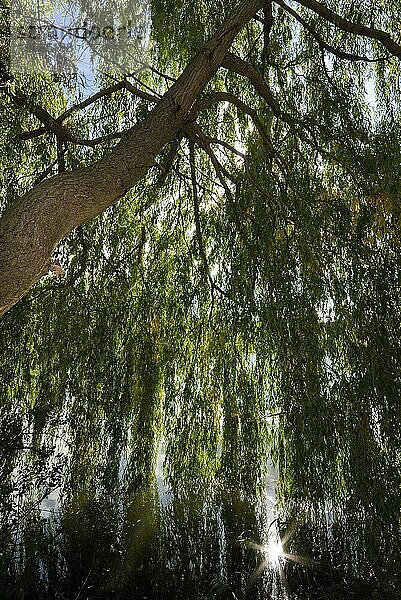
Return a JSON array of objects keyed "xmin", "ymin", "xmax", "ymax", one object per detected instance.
[{"xmin": 262, "ymin": 536, "xmax": 284, "ymax": 565}]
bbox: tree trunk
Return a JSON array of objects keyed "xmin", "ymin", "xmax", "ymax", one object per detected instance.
[{"xmin": 0, "ymin": 0, "xmax": 263, "ymax": 316}]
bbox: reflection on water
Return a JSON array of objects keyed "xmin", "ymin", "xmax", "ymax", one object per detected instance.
[
  {"xmin": 1, "ymin": 421, "xmax": 399, "ymax": 600},
  {"xmin": 263, "ymin": 536, "xmax": 283, "ymax": 565}
]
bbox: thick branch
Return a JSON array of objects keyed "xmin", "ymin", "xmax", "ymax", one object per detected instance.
[{"xmin": 0, "ymin": 0, "xmax": 264, "ymax": 316}]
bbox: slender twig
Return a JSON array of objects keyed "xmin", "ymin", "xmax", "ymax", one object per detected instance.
[
  {"xmin": 186, "ymin": 121, "xmax": 236, "ymax": 184},
  {"xmin": 185, "ymin": 122, "xmax": 255, "ymax": 259},
  {"xmin": 209, "ymin": 137, "xmax": 247, "ymax": 159}
]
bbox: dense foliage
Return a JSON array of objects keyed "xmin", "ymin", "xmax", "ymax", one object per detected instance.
[{"xmin": 0, "ymin": 0, "xmax": 400, "ymax": 597}]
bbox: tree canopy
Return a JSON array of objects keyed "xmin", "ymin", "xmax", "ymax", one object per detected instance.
[{"xmin": 0, "ymin": 0, "xmax": 400, "ymax": 597}]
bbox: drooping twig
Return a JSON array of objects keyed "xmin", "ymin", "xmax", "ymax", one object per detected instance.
[{"xmin": 185, "ymin": 122, "xmax": 254, "ymax": 255}]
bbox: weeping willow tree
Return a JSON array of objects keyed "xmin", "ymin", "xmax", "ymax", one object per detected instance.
[{"xmin": 0, "ymin": 0, "xmax": 401, "ymax": 597}]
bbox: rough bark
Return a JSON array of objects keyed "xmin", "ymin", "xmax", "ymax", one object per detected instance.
[{"xmin": 0, "ymin": 0, "xmax": 263, "ymax": 316}]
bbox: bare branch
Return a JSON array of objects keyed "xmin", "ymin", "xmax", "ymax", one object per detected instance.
[
  {"xmin": 122, "ymin": 80, "xmax": 159, "ymax": 103},
  {"xmin": 130, "ymin": 64, "xmax": 176, "ymax": 84},
  {"xmin": 10, "ymin": 90, "xmax": 75, "ymax": 142},
  {"xmin": 56, "ymin": 138, "xmax": 66, "ymax": 173},
  {"xmin": 15, "ymin": 80, "xmax": 157, "ymax": 146},
  {"xmin": 221, "ymin": 51, "xmax": 320, "ymax": 135},
  {"xmin": 19, "ymin": 126, "xmax": 50, "ymax": 141},
  {"xmin": 75, "ymin": 131, "xmax": 127, "ymax": 147},
  {"xmin": 185, "ymin": 122, "xmax": 256, "ymax": 256},
  {"xmin": 186, "ymin": 122, "xmax": 237, "ymax": 200}
]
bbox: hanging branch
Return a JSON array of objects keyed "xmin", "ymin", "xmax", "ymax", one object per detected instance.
[
  {"xmin": 186, "ymin": 122, "xmax": 236, "ymax": 189},
  {"xmin": 189, "ymin": 140, "xmax": 211, "ymax": 281},
  {"xmin": 287, "ymin": 0, "xmax": 401, "ymax": 59},
  {"xmin": 56, "ymin": 138, "xmax": 66, "ymax": 173},
  {"xmin": 222, "ymin": 52, "xmax": 281, "ymax": 116},
  {"xmin": 262, "ymin": 0, "xmax": 274, "ymax": 67},
  {"xmin": 275, "ymin": 0, "xmax": 391, "ymax": 62},
  {"xmin": 222, "ymin": 51, "xmax": 327, "ymax": 134},
  {"xmin": 157, "ymin": 134, "xmax": 184, "ymax": 187},
  {"xmin": 191, "ymin": 90, "xmax": 287, "ymax": 173},
  {"xmin": 186, "ymin": 122, "xmax": 255, "ymax": 257},
  {"xmin": 187, "ymin": 138, "xmax": 237, "ymax": 315}
]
